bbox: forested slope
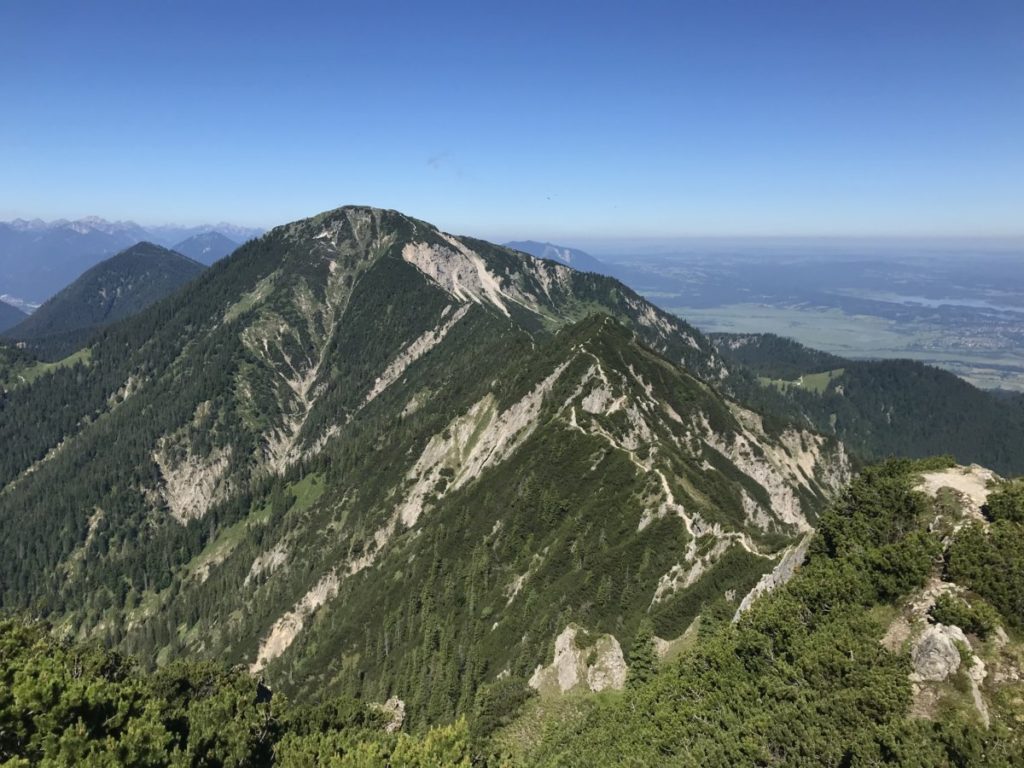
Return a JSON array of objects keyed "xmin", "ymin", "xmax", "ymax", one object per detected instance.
[
  {"xmin": 714, "ymin": 332, "xmax": 1024, "ymax": 475},
  {"xmin": 3, "ymin": 242, "xmax": 205, "ymax": 359},
  {"xmin": 0, "ymin": 206, "xmax": 846, "ymax": 728},
  {"xmin": 499, "ymin": 459, "xmax": 1024, "ymax": 766}
]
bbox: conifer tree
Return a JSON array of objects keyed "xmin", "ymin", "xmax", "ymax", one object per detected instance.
[{"xmin": 627, "ymin": 617, "xmax": 657, "ymax": 687}]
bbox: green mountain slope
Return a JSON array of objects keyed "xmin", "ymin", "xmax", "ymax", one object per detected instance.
[
  {"xmin": 0, "ymin": 206, "xmax": 847, "ymax": 724},
  {"xmin": 2, "ymin": 460, "xmax": 1020, "ymax": 766},
  {"xmin": 503, "ymin": 459, "xmax": 1024, "ymax": 766},
  {"xmin": 714, "ymin": 332, "xmax": 1024, "ymax": 475},
  {"xmin": 3, "ymin": 242, "xmax": 205, "ymax": 359}
]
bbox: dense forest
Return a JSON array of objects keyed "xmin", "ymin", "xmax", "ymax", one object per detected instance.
[
  {"xmin": 0, "ymin": 618, "xmax": 472, "ymax": 766},
  {"xmin": 2, "ymin": 242, "xmax": 205, "ymax": 360},
  {"xmin": 3, "ymin": 459, "xmax": 1021, "ymax": 765},
  {"xmin": 714, "ymin": 332, "xmax": 1024, "ymax": 475}
]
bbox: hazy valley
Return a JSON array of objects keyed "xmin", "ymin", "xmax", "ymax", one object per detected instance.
[{"xmin": 575, "ymin": 241, "xmax": 1024, "ymax": 392}]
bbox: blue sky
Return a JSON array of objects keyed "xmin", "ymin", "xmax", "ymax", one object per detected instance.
[{"xmin": 1, "ymin": 0, "xmax": 1022, "ymax": 240}]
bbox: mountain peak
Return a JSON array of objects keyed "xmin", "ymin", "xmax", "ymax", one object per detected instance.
[
  {"xmin": 0, "ymin": 204, "xmax": 846, "ymax": 730},
  {"xmin": 4, "ymin": 241, "xmax": 205, "ymax": 356}
]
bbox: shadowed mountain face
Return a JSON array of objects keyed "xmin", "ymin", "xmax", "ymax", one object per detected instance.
[
  {"xmin": 172, "ymin": 231, "xmax": 240, "ymax": 264},
  {"xmin": 0, "ymin": 206, "xmax": 849, "ymax": 722},
  {"xmin": 0, "ymin": 217, "xmax": 261, "ymax": 303},
  {"xmin": 0, "ymin": 300, "xmax": 26, "ymax": 333},
  {"xmin": 0, "ymin": 218, "xmax": 146, "ymax": 301},
  {"xmin": 4, "ymin": 242, "xmax": 205, "ymax": 358}
]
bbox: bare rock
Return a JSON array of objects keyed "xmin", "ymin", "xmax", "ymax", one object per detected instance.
[
  {"xmin": 733, "ymin": 534, "xmax": 813, "ymax": 621},
  {"xmin": 910, "ymin": 624, "xmax": 969, "ymax": 682},
  {"xmin": 528, "ymin": 624, "xmax": 628, "ymax": 695},
  {"xmin": 373, "ymin": 697, "xmax": 406, "ymax": 733}
]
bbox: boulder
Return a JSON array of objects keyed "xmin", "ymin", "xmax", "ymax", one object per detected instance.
[{"xmin": 910, "ymin": 624, "xmax": 970, "ymax": 682}]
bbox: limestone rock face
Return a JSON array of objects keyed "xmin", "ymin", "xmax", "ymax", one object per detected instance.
[
  {"xmin": 529, "ymin": 625, "xmax": 628, "ymax": 695},
  {"xmin": 910, "ymin": 624, "xmax": 970, "ymax": 682},
  {"xmin": 733, "ymin": 534, "xmax": 813, "ymax": 621}
]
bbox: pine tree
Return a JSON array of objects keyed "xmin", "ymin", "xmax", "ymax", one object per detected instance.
[{"xmin": 627, "ymin": 617, "xmax": 657, "ymax": 688}]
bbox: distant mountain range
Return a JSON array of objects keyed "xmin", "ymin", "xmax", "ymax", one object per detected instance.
[
  {"xmin": 0, "ymin": 216, "xmax": 260, "ymax": 303},
  {"xmin": 3, "ymin": 242, "xmax": 205, "ymax": 359},
  {"xmin": 504, "ymin": 240, "xmax": 608, "ymax": 274}
]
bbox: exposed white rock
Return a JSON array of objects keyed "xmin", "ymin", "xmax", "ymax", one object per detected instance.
[
  {"xmin": 153, "ymin": 444, "xmax": 231, "ymax": 524},
  {"xmin": 240, "ymin": 266, "xmax": 353, "ymax": 473},
  {"xmin": 699, "ymin": 406, "xmax": 849, "ymax": 533},
  {"xmin": 245, "ymin": 543, "xmax": 289, "ymax": 586},
  {"xmin": 916, "ymin": 464, "xmax": 999, "ymax": 523},
  {"xmin": 528, "ymin": 625, "xmax": 628, "ymax": 695},
  {"xmin": 402, "ymin": 240, "xmax": 512, "ymax": 316},
  {"xmin": 251, "ymin": 571, "xmax": 339, "ymax": 672},
  {"xmin": 396, "ymin": 361, "xmax": 569, "ymax": 527},
  {"xmin": 653, "ymin": 538, "xmax": 733, "ymax": 604},
  {"xmin": 910, "ymin": 623, "xmax": 970, "ymax": 682},
  {"xmin": 372, "ymin": 697, "xmax": 406, "ymax": 733},
  {"xmin": 905, "ymin": 577, "xmax": 961, "ymax": 621},
  {"xmin": 733, "ymin": 534, "xmax": 814, "ymax": 620},
  {"xmin": 363, "ymin": 303, "xmax": 470, "ymax": 406},
  {"xmin": 741, "ymin": 489, "xmax": 776, "ymax": 532},
  {"xmin": 909, "ymin": 622, "xmax": 991, "ymax": 726}
]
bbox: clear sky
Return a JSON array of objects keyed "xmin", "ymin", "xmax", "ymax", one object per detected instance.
[{"xmin": 2, "ymin": 0, "xmax": 1022, "ymax": 240}]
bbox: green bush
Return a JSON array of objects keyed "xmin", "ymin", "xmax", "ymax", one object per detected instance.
[
  {"xmin": 983, "ymin": 479, "xmax": 1024, "ymax": 524},
  {"xmin": 929, "ymin": 593, "xmax": 1001, "ymax": 639},
  {"xmin": 947, "ymin": 520, "xmax": 1024, "ymax": 629}
]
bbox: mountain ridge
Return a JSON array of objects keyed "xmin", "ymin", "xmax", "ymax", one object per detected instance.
[
  {"xmin": 713, "ymin": 331, "xmax": 1024, "ymax": 475},
  {"xmin": 0, "ymin": 205, "xmax": 848, "ymax": 723},
  {"xmin": 3, "ymin": 241, "xmax": 206, "ymax": 359}
]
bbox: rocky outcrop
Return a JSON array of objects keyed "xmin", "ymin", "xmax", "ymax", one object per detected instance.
[
  {"xmin": 910, "ymin": 624, "xmax": 970, "ymax": 682},
  {"xmin": 153, "ymin": 443, "xmax": 231, "ymax": 524},
  {"xmin": 363, "ymin": 303, "xmax": 471, "ymax": 406},
  {"xmin": 251, "ymin": 571, "xmax": 339, "ymax": 672},
  {"xmin": 528, "ymin": 625, "xmax": 628, "ymax": 695},
  {"xmin": 372, "ymin": 697, "xmax": 406, "ymax": 733},
  {"xmin": 396, "ymin": 360, "xmax": 569, "ymax": 528},
  {"xmin": 733, "ymin": 534, "xmax": 814, "ymax": 621},
  {"xmin": 915, "ymin": 464, "xmax": 999, "ymax": 525},
  {"xmin": 909, "ymin": 622, "xmax": 991, "ymax": 727}
]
